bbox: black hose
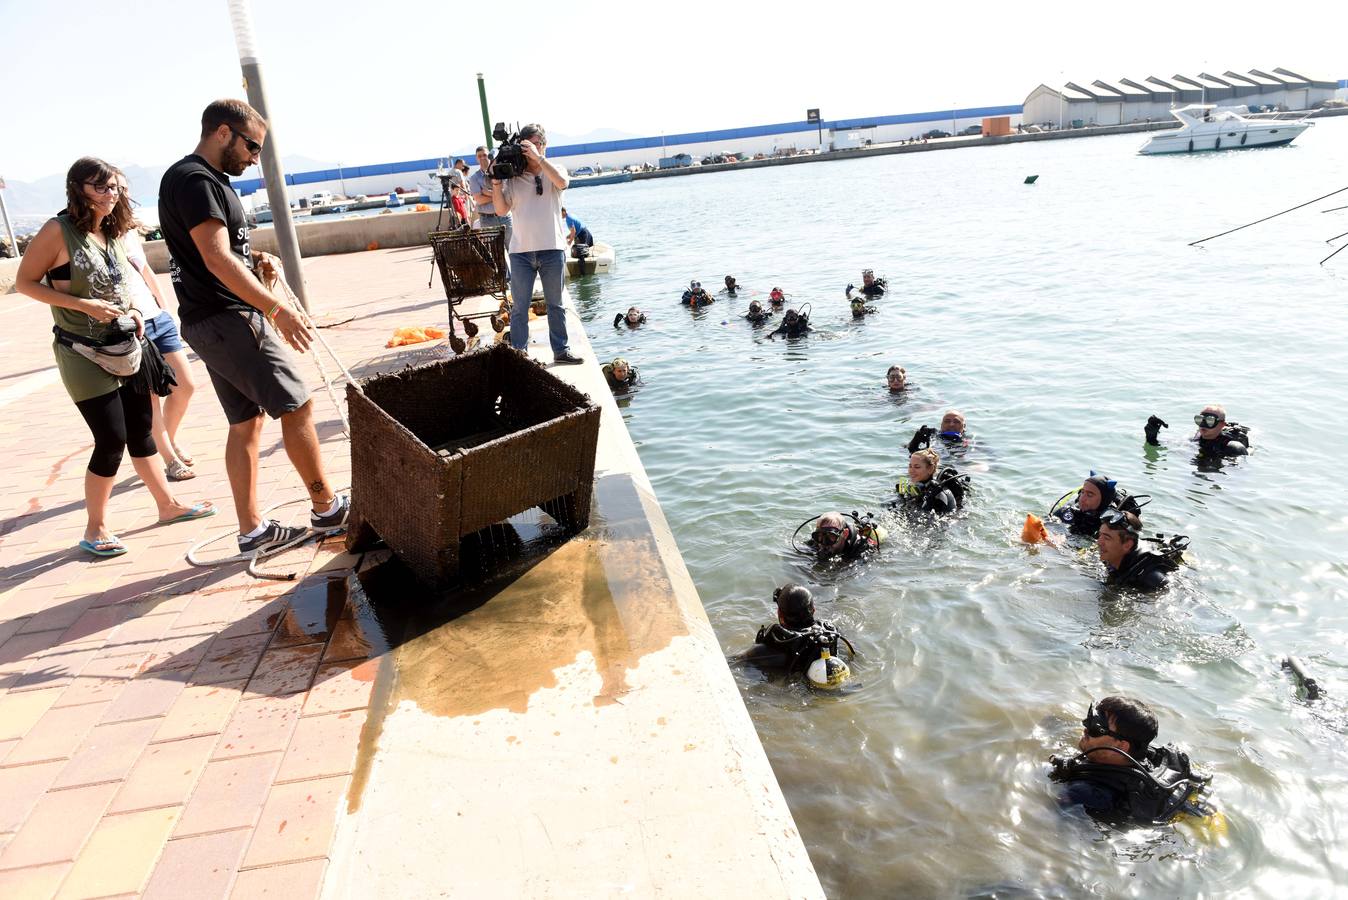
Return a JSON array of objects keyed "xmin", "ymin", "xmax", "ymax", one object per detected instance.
[{"xmin": 1189, "ymin": 185, "xmax": 1348, "ymax": 246}]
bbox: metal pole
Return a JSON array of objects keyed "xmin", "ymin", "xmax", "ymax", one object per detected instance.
[
  {"xmin": 227, "ymin": 0, "xmax": 310, "ymax": 312},
  {"xmin": 477, "ymin": 73, "xmax": 493, "ymax": 150},
  {"xmin": 0, "ymin": 185, "xmax": 18, "ymax": 260}
]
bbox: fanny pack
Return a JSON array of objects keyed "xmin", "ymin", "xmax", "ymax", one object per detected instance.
[{"xmin": 53, "ymin": 319, "xmax": 143, "ymax": 377}]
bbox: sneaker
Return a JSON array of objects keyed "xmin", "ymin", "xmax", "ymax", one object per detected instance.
[
  {"xmin": 310, "ymin": 493, "xmax": 351, "ymax": 531},
  {"xmin": 553, "ymin": 351, "xmax": 584, "ymax": 365},
  {"xmin": 238, "ymin": 520, "xmax": 309, "ymax": 556}
]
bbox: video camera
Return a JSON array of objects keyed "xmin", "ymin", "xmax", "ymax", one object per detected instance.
[{"xmin": 489, "ymin": 123, "xmax": 528, "ymax": 180}]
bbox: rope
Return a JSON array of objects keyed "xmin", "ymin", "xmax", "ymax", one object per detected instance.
[{"xmin": 1189, "ymin": 185, "xmax": 1348, "ymax": 246}]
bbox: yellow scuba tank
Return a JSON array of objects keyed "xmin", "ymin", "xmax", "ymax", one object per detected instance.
[
  {"xmin": 806, "ymin": 649, "xmax": 850, "ymax": 690},
  {"xmin": 1171, "ymin": 793, "xmax": 1229, "ymax": 845}
]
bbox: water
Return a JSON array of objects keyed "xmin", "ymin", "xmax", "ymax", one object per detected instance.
[{"xmin": 568, "ymin": 123, "xmax": 1348, "ymax": 898}]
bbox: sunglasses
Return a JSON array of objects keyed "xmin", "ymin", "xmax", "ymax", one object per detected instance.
[
  {"xmin": 534, "ymin": 174, "xmax": 543, "ymax": 196},
  {"xmin": 1194, "ymin": 413, "xmax": 1222, "ymax": 428},
  {"xmin": 1082, "ymin": 703, "xmax": 1128, "ymax": 741},
  {"xmin": 83, "ymin": 182, "xmax": 120, "ymax": 196},
  {"xmin": 230, "ymin": 127, "xmax": 263, "ymax": 155},
  {"xmin": 1099, "ymin": 508, "xmax": 1141, "ymax": 536}
]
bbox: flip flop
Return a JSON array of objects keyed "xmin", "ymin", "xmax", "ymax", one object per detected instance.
[
  {"xmin": 159, "ymin": 501, "xmax": 217, "ymax": 525},
  {"xmin": 79, "ymin": 536, "xmax": 127, "ymax": 557}
]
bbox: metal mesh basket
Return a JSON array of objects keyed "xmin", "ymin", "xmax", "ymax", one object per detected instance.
[{"xmin": 430, "ymin": 226, "xmax": 508, "ymax": 302}]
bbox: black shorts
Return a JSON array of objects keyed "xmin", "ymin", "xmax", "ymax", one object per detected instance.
[{"xmin": 182, "ymin": 309, "xmax": 310, "ymax": 425}]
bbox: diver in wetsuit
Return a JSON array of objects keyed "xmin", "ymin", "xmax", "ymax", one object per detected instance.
[
  {"xmin": 723, "ymin": 275, "xmax": 739, "ymax": 296},
  {"xmin": 886, "ymin": 365, "xmax": 908, "ymax": 393},
  {"xmin": 768, "ymin": 286, "xmax": 786, "ymax": 308},
  {"xmin": 1145, "ymin": 405, "xmax": 1250, "ymax": 459},
  {"xmin": 613, "ymin": 306, "xmax": 646, "ymax": 328},
  {"xmin": 744, "ymin": 299, "xmax": 772, "ymax": 325},
  {"xmin": 1096, "ymin": 510, "xmax": 1182, "ymax": 592},
  {"xmin": 893, "ymin": 448, "xmax": 968, "ymax": 515},
  {"xmin": 907, "ymin": 410, "xmax": 973, "ymax": 457},
  {"xmin": 849, "ymin": 296, "xmax": 877, "ymax": 319},
  {"xmin": 768, "ymin": 307, "xmax": 811, "ymax": 339},
  {"xmin": 741, "ymin": 584, "xmax": 854, "ymax": 686},
  {"xmin": 681, "ymin": 280, "xmax": 714, "ymax": 307},
  {"xmin": 601, "ymin": 357, "xmax": 639, "ymax": 393},
  {"xmin": 846, "ymin": 268, "xmax": 887, "ymax": 300},
  {"xmin": 1051, "ymin": 472, "xmax": 1146, "ymax": 538},
  {"xmin": 1050, "ymin": 696, "xmax": 1218, "ymax": 827},
  {"xmin": 806, "ymin": 511, "xmax": 884, "ymax": 560}
]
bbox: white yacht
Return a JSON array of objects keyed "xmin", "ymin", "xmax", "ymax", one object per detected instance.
[{"xmin": 1140, "ymin": 105, "xmax": 1312, "ymax": 155}]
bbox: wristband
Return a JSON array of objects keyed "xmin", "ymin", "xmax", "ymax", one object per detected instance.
[{"xmin": 266, "ymin": 301, "xmax": 284, "ymax": 323}]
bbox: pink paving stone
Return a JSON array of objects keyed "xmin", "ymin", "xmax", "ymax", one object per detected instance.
[
  {"xmin": 240, "ymin": 774, "xmax": 350, "ymax": 869},
  {"xmin": 0, "ymin": 688, "xmax": 63, "ymax": 742},
  {"xmin": 175, "ymin": 752, "xmax": 283, "ymax": 838},
  {"xmin": 99, "ymin": 610, "xmax": 180, "ymax": 654},
  {"xmin": 51, "ymin": 652, "xmax": 146, "ymax": 709},
  {"xmin": 152, "ymin": 678, "xmax": 247, "ymax": 743},
  {"xmin": 59, "ymin": 603, "xmax": 130, "ymax": 644},
  {"xmin": 2, "ymin": 701, "xmax": 111, "ymax": 767},
  {"xmin": 275, "ymin": 710, "xmax": 368, "ymax": 784},
  {"xmin": 109, "ymin": 733, "xmax": 218, "ymax": 815},
  {"xmin": 244, "ymin": 644, "xmax": 325, "ymax": 700},
  {"xmin": 0, "ymin": 616, "xmax": 26, "ymax": 647},
  {"xmin": 130, "ymin": 632, "xmax": 217, "ymax": 674},
  {"xmin": 171, "ymin": 588, "xmax": 250, "ymax": 633},
  {"xmin": 219, "ymin": 598, "xmax": 287, "ymax": 641},
  {"xmin": 0, "ymin": 862, "xmax": 73, "ymax": 900},
  {"xmin": 142, "ymin": 829, "xmax": 251, "ymax": 900},
  {"xmin": 229, "ymin": 858, "xmax": 327, "ymax": 899},
  {"xmin": 0, "ymin": 630, "xmax": 66, "ymax": 674},
  {"xmin": 8, "ymin": 646, "xmax": 100, "ymax": 693},
  {"xmin": 0, "ymin": 738, "xmax": 17, "ymax": 765},
  {"xmin": 193, "ymin": 632, "xmax": 275, "ymax": 685},
  {"xmin": 321, "ymin": 616, "xmax": 380, "ymax": 663},
  {"xmin": 0, "ymin": 780, "xmax": 119, "ymax": 869},
  {"xmin": 54, "ymin": 805, "xmax": 182, "ymax": 899},
  {"xmin": 51, "ymin": 717, "xmax": 161, "ymax": 790},
  {"xmin": 0, "ymin": 760, "xmax": 65, "ymax": 833},
  {"xmin": 98, "ymin": 666, "xmax": 193, "ymax": 725},
  {"xmin": 301, "ymin": 659, "xmax": 379, "ymax": 716},
  {"xmin": 14, "ymin": 596, "xmax": 95, "ymax": 636},
  {"xmin": 213, "ymin": 694, "xmax": 306, "ymax": 760}
]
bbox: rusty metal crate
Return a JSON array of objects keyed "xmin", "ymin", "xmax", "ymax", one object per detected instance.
[{"xmin": 430, "ymin": 226, "xmax": 508, "ymax": 302}]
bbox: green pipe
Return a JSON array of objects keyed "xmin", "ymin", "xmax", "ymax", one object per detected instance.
[{"xmin": 477, "ymin": 74, "xmax": 493, "ymax": 150}]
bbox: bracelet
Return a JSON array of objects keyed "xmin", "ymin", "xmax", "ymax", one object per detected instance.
[{"xmin": 266, "ymin": 301, "xmax": 284, "ymax": 323}]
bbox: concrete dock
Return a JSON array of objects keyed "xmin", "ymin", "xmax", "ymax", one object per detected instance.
[{"xmin": 0, "ymin": 250, "xmax": 821, "ymax": 898}]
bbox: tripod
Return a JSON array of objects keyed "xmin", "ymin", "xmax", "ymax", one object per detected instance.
[{"xmin": 426, "ymin": 172, "xmax": 460, "ymax": 288}]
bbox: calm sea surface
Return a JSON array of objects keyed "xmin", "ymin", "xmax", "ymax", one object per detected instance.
[{"xmin": 569, "ymin": 122, "xmax": 1348, "ymax": 898}]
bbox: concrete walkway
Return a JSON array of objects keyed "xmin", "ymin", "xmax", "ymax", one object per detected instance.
[{"xmin": 0, "ymin": 249, "xmax": 820, "ymax": 898}]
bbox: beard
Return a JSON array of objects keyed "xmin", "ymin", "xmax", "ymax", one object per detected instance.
[{"xmin": 222, "ymin": 144, "xmax": 254, "ymax": 177}]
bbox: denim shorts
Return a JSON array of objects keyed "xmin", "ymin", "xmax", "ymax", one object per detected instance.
[{"xmin": 142, "ymin": 310, "xmax": 185, "ymax": 355}]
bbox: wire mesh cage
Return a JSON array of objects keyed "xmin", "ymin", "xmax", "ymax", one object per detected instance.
[{"xmin": 430, "ymin": 226, "xmax": 508, "ymax": 303}]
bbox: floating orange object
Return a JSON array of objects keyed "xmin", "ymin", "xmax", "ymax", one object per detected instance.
[
  {"xmin": 386, "ymin": 326, "xmax": 447, "ymax": 348},
  {"xmin": 1021, "ymin": 513, "xmax": 1051, "ymax": 544}
]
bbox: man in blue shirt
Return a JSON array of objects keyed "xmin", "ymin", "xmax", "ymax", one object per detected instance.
[{"xmin": 561, "ymin": 206, "xmax": 593, "ymax": 251}]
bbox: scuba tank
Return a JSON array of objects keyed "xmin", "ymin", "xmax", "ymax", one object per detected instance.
[
  {"xmin": 1049, "ymin": 744, "xmax": 1224, "ymax": 833},
  {"xmin": 807, "ymin": 648, "xmax": 851, "ymax": 690}
]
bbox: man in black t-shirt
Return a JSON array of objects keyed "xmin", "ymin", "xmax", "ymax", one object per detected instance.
[{"xmin": 158, "ymin": 99, "xmax": 349, "ymax": 557}]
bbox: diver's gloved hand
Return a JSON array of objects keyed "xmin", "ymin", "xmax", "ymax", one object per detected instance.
[
  {"xmin": 907, "ymin": 424, "xmax": 937, "ymax": 453},
  {"xmin": 845, "ymin": 283, "xmax": 855, "ymax": 297},
  {"xmin": 1145, "ymin": 414, "xmax": 1169, "ymax": 445},
  {"xmin": 613, "ymin": 313, "xmax": 623, "ymax": 328}
]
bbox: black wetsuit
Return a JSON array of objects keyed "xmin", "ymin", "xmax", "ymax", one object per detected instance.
[
  {"xmin": 602, "ymin": 365, "xmax": 638, "ymax": 393},
  {"xmin": 744, "ymin": 621, "xmax": 846, "ymax": 674},
  {"xmin": 769, "ymin": 315, "xmax": 811, "ymax": 338},
  {"xmin": 1050, "ymin": 745, "xmax": 1210, "ymax": 825},
  {"xmin": 812, "ymin": 526, "xmax": 879, "ymax": 560},
  {"xmin": 681, "ymin": 289, "xmax": 714, "ymax": 306},
  {"xmin": 849, "ymin": 280, "xmax": 886, "ymax": 300},
  {"xmin": 897, "ymin": 469, "xmax": 966, "ymax": 515},
  {"xmin": 1054, "ymin": 505, "xmax": 1105, "ymax": 537},
  {"xmin": 613, "ymin": 313, "xmax": 646, "ymax": 328},
  {"xmin": 1197, "ymin": 426, "xmax": 1249, "ymax": 459},
  {"xmin": 1106, "ymin": 547, "xmax": 1173, "ymax": 592}
]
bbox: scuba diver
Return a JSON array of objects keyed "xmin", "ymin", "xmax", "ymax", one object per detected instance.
[
  {"xmin": 744, "ymin": 299, "xmax": 773, "ymax": 325},
  {"xmin": 1050, "ymin": 472, "xmax": 1148, "ymax": 538},
  {"xmin": 886, "ymin": 365, "xmax": 908, "ymax": 393},
  {"xmin": 722, "ymin": 275, "xmax": 739, "ymax": 295},
  {"xmin": 1145, "ymin": 405, "xmax": 1250, "ymax": 459},
  {"xmin": 849, "ymin": 295, "xmax": 877, "ymax": 319},
  {"xmin": 601, "ymin": 357, "xmax": 639, "ymax": 393},
  {"xmin": 892, "ymin": 448, "xmax": 969, "ymax": 515},
  {"xmin": 680, "ymin": 280, "xmax": 714, "ymax": 307},
  {"xmin": 845, "ymin": 268, "xmax": 887, "ymax": 300},
  {"xmin": 1096, "ymin": 509, "xmax": 1186, "ymax": 592},
  {"xmin": 768, "ymin": 286, "xmax": 786, "ymax": 308},
  {"xmin": 795, "ymin": 510, "xmax": 885, "ymax": 561},
  {"xmin": 612, "ymin": 306, "xmax": 646, "ymax": 328},
  {"xmin": 768, "ymin": 306, "xmax": 812, "ymax": 339},
  {"xmin": 906, "ymin": 410, "xmax": 971, "ymax": 455},
  {"xmin": 740, "ymin": 583, "xmax": 855, "ymax": 689},
  {"xmin": 1049, "ymin": 696, "xmax": 1221, "ymax": 829}
]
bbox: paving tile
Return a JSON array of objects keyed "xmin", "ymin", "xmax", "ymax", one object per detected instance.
[
  {"xmin": 51, "ymin": 718, "xmax": 161, "ymax": 790},
  {"xmin": 51, "ymin": 653, "xmax": 145, "ymax": 709},
  {"xmin": 192, "ymin": 633, "xmax": 273, "ymax": 685},
  {"xmin": 3, "ymin": 701, "xmax": 111, "ymax": 767},
  {"xmin": 0, "ymin": 631, "xmax": 65, "ymax": 674},
  {"xmin": 0, "ymin": 615, "xmax": 27, "ymax": 647},
  {"xmin": 99, "ymin": 611, "xmax": 179, "ymax": 655},
  {"xmin": 134, "ymin": 632, "xmax": 217, "ymax": 674},
  {"xmin": 0, "ymin": 688, "xmax": 63, "ymax": 742},
  {"xmin": 319, "ymin": 617, "xmax": 381, "ymax": 663},
  {"xmin": 153, "ymin": 679, "xmax": 247, "ymax": 743},
  {"xmin": 229, "ymin": 858, "xmax": 326, "ymax": 899},
  {"xmin": 0, "ymin": 760, "xmax": 65, "ymax": 833},
  {"xmin": 54, "ymin": 806, "xmax": 181, "ymax": 899},
  {"xmin": 9, "ymin": 646, "xmax": 100, "ymax": 694},
  {"xmin": 300, "ymin": 659, "xmax": 378, "ymax": 717},
  {"xmin": 213, "ymin": 694, "xmax": 305, "ymax": 760},
  {"xmin": 0, "ymin": 739, "xmax": 16, "ymax": 765},
  {"xmin": 15, "ymin": 597, "xmax": 95, "ymax": 637},
  {"xmin": 218, "ymin": 598, "xmax": 286, "ymax": 640},
  {"xmin": 99, "ymin": 666, "xmax": 192, "ymax": 725},
  {"xmin": 240, "ymin": 775, "xmax": 349, "ymax": 868},
  {"xmin": 275, "ymin": 710, "xmax": 367, "ymax": 784},
  {"xmin": 0, "ymin": 862, "xmax": 72, "ymax": 900},
  {"xmin": 174, "ymin": 753, "xmax": 283, "ymax": 838},
  {"xmin": 0, "ymin": 781, "xmax": 118, "ymax": 869},
  {"xmin": 109, "ymin": 734, "xmax": 218, "ymax": 815},
  {"xmin": 59, "ymin": 603, "xmax": 130, "ymax": 645},
  {"xmin": 244, "ymin": 645, "xmax": 324, "ymax": 700},
  {"xmin": 171, "ymin": 588, "xmax": 249, "ymax": 633},
  {"xmin": 142, "ymin": 829, "xmax": 250, "ymax": 900}
]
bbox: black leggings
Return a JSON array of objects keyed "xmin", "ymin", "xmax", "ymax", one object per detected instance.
[{"xmin": 73, "ymin": 383, "xmax": 157, "ymax": 477}]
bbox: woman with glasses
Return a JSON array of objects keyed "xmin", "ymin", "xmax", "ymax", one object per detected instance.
[{"xmin": 14, "ymin": 157, "xmax": 213, "ymax": 557}]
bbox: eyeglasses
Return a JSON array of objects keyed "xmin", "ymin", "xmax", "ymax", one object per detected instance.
[
  {"xmin": 1099, "ymin": 508, "xmax": 1141, "ymax": 536},
  {"xmin": 534, "ymin": 175, "xmax": 543, "ymax": 196},
  {"xmin": 1082, "ymin": 703, "xmax": 1127, "ymax": 741},
  {"xmin": 230, "ymin": 127, "xmax": 263, "ymax": 155},
  {"xmin": 1194, "ymin": 413, "xmax": 1221, "ymax": 428},
  {"xmin": 83, "ymin": 182, "xmax": 120, "ymax": 196}
]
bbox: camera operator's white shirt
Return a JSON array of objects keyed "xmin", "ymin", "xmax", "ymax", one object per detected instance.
[{"xmin": 501, "ymin": 166, "xmax": 568, "ymax": 254}]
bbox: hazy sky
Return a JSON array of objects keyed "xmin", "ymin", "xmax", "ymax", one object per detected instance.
[{"xmin": 2, "ymin": 0, "xmax": 1344, "ymax": 182}]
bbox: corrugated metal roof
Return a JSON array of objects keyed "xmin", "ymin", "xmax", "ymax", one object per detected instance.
[
  {"xmin": 1062, "ymin": 88, "xmax": 1096, "ymax": 101},
  {"xmin": 1102, "ymin": 80, "xmax": 1150, "ymax": 96},
  {"xmin": 1241, "ymin": 71, "xmax": 1281, "ymax": 86}
]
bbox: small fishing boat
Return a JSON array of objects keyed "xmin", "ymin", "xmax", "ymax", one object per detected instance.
[
  {"xmin": 1140, "ymin": 105, "xmax": 1312, "ymax": 155},
  {"xmin": 566, "ymin": 242, "xmax": 616, "ymax": 277},
  {"xmin": 569, "ymin": 171, "xmax": 633, "ymax": 188}
]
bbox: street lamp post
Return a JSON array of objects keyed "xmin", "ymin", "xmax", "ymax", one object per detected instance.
[
  {"xmin": 0, "ymin": 178, "xmax": 18, "ymax": 259},
  {"xmin": 226, "ymin": 0, "xmax": 310, "ymax": 312}
]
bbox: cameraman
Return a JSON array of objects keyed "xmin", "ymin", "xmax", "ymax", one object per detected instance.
[
  {"xmin": 489, "ymin": 125, "xmax": 582, "ymax": 364},
  {"xmin": 468, "ymin": 145, "xmax": 509, "ymax": 244}
]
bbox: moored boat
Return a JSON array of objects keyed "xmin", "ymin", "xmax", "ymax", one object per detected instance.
[{"xmin": 1140, "ymin": 104, "xmax": 1311, "ymax": 155}]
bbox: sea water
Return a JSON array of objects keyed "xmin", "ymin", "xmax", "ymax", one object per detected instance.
[{"xmin": 571, "ymin": 121, "xmax": 1348, "ymax": 898}]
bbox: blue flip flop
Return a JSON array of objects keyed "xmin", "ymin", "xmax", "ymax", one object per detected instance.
[
  {"xmin": 79, "ymin": 536, "xmax": 127, "ymax": 557},
  {"xmin": 159, "ymin": 501, "xmax": 217, "ymax": 525}
]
